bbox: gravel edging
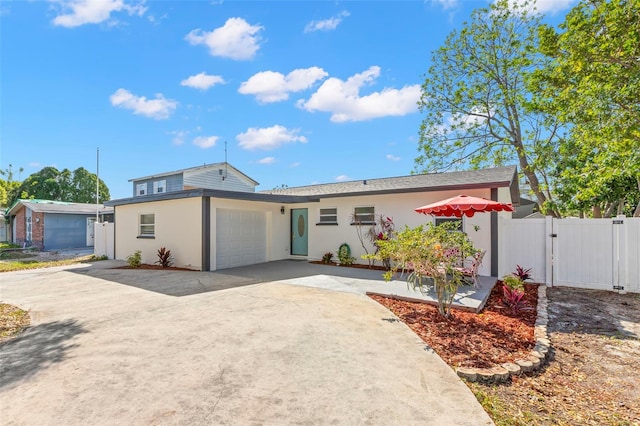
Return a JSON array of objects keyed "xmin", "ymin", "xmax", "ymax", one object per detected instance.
[{"xmin": 456, "ymin": 285, "xmax": 549, "ymax": 383}]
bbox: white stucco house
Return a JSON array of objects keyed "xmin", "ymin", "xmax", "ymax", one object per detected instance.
[{"xmin": 105, "ymin": 163, "xmax": 520, "ymax": 277}]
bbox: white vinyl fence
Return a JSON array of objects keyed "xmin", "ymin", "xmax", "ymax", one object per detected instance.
[
  {"xmin": 499, "ymin": 216, "xmax": 640, "ymax": 293},
  {"xmin": 94, "ymin": 222, "xmax": 115, "ymax": 259}
]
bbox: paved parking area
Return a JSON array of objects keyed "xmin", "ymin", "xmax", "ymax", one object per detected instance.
[{"xmin": 0, "ymin": 261, "xmax": 492, "ymax": 425}]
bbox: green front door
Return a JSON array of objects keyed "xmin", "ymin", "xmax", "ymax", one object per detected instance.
[{"xmin": 291, "ymin": 208, "xmax": 308, "ymax": 256}]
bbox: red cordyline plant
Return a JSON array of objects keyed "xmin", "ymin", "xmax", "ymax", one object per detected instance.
[
  {"xmin": 513, "ymin": 265, "xmax": 533, "ymax": 282},
  {"xmin": 502, "ymin": 285, "xmax": 526, "ymax": 314}
]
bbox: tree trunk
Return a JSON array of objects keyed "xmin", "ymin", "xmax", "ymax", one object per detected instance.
[{"xmin": 593, "ymin": 204, "xmax": 602, "ymax": 218}]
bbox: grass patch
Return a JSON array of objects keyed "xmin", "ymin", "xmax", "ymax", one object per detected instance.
[
  {"xmin": 0, "ymin": 255, "xmax": 95, "ymax": 272},
  {"xmin": 0, "ymin": 242, "xmax": 21, "ymax": 250},
  {"xmin": 469, "ymin": 384, "xmax": 540, "ymax": 426},
  {"xmin": 0, "ymin": 303, "xmax": 31, "ymax": 343}
]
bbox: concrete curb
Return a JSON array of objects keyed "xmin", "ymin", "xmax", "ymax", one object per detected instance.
[{"xmin": 456, "ymin": 284, "xmax": 550, "ymax": 383}]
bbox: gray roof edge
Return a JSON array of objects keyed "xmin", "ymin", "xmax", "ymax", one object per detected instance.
[
  {"xmin": 7, "ymin": 199, "xmax": 113, "ymax": 215},
  {"xmin": 105, "ymin": 189, "xmax": 318, "ymax": 207},
  {"xmin": 308, "ymin": 179, "xmax": 517, "ymax": 199}
]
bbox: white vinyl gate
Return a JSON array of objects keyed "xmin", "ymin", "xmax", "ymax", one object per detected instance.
[{"xmin": 499, "ymin": 216, "xmax": 640, "ymax": 293}]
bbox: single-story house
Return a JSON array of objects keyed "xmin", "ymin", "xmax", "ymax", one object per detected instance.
[
  {"xmin": 106, "ymin": 164, "xmax": 520, "ymax": 277},
  {"xmin": 513, "ymin": 197, "xmax": 539, "ymax": 219},
  {"xmin": 6, "ymin": 199, "xmax": 114, "ymax": 250}
]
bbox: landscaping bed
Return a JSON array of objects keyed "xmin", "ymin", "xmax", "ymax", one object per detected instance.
[{"xmin": 372, "ymin": 284, "xmax": 640, "ymax": 425}]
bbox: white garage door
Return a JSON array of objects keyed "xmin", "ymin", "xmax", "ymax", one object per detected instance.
[{"xmin": 216, "ymin": 208, "xmax": 267, "ymax": 270}]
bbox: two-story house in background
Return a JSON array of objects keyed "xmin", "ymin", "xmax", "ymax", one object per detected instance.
[{"xmin": 130, "ymin": 162, "xmax": 259, "ymax": 197}]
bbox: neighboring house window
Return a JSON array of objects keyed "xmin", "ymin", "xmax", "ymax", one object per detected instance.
[
  {"xmin": 435, "ymin": 217, "xmax": 463, "ymax": 231},
  {"xmin": 317, "ymin": 208, "xmax": 338, "ymax": 225},
  {"xmin": 139, "ymin": 214, "xmax": 155, "ymax": 237},
  {"xmin": 352, "ymin": 206, "xmax": 375, "ymax": 225},
  {"xmin": 153, "ymin": 180, "xmax": 166, "ymax": 194},
  {"xmin": 136, "ymin": 183, "xmax": 147, "ymax": 196},
  {"xmin": 26, "ymin": 216, "xmax": 32, "ymax": 241}
]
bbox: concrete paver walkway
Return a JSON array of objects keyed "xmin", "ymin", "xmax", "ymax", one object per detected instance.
[{"xmin": 0, "ymin": 260, "xmax": 493, "ymax": 425}]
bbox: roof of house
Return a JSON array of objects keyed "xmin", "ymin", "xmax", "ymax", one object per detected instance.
[
  {"xmin": 107, "ymin": 165, "xmax": 521, "ymax": 207},
  {"xmin": 7, "ymin": 199, "xmax": 114, "ymax": 216},
  {"xmin": 128, "ymin": 162, "xmax": 260, "ymax": 186},
  {"xmin": 261, "ymin": 165, "xmax": 519, "ymax": 200}
]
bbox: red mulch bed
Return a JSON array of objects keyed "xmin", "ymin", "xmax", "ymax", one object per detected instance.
[
  {"xmin": 370, "ymin": 282, "xmax": 538, "ymax": 369},
  {"xmin": 113, "ymin": 264, "xmax": 195, "ymax": 271}
]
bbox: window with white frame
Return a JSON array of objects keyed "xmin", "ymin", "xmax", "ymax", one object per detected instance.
[
  {"xmin": 136, "ymin": 183, "xmax": 147, "ymax": 196},
  {"xmin": 139, "ymin": 213, "xmax": 155, "ymax": 237},
  {"xmin": 352, "ymin": 206, "xmax": 375, "ymax": 225},
  {"xmin": 153, "ymin": 180, "xmax": 166, "ymax": 194},
  {"xmin": 317, "ymin": 207, "xmax": 338, "ymax": 225}
]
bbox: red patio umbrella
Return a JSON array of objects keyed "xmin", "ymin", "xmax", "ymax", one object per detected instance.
[{"xmin": 415, "ymin": 194, "xmax": 514, "ymax": 218}]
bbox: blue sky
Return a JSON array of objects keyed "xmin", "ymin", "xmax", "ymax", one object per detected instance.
[{"xmin": 1, "ymin": 0, "xmax": 575, "ymax": 200}]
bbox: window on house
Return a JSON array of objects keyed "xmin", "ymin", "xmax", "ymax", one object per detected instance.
[
  {"xmin": 435, "ymin": 217, "xmax": 463, "ymax": 231},
  {"xmin": 136, "ymin": 183, "xmax": 147, "ymax": 196},
  {"xmin": 352, "ymin": 206, "xmax": 375, "ymax": 225},
  {"xmin": 317, "ymin": 208, "xmax": 338, "ymax": 225},
  {"xmin": 139, "ymin": 214, "xmax": 155, "ymax": 237},
  {"xmin": 153, "ymin": 180, "xmax": 166, "ymax": 194}
]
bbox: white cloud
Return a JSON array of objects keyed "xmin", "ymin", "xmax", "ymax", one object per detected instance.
[
  {"xmin": 304, "ymin": 10, "xmax": 350, "ymax": 33},
  {"xmin": 239, "ymin": 67, "xmax": 328, "ymax": 103},
  {"xmin": 431, "ymin": 0, "xmax": 458, "ymax": 10},
  {"xmin": 258, "ymin": 157, "xmax": 276, "ymax": 165},
  {"xmin": 51, "ymin": 0, "xmax": 146, "ymax": 28},
  {"xmin": 386, "ymin": 154, "xmax": 401, "ymax": 162},
  {"xmin": 335, "ymin": 175, "xmax": 350, "ymax": 182},
  {"xmin": 180, "ymin": 72, "xmax": 226, "ymax": 90},
  {"xmin": 193, "ymin": 136, "xmax": 219, "ymax": 149},
  {"xmin": 499, "ymin": 0, "xmax": 577, "ymax": 14},
  {"xmin": 236, "ymin": 125, "xmax": 307, "ymax": 151},
  {"xmin": 110, "ymin": 88, "xmax": 177, "ymax": 120},
  {"xmin": 169, "ymin": 130, "xmax": 189, "ymax": 145},
  {"xmin": 28, "ymin": 162, "xmax": 42, "ymax": 168},
  {"xmin": 297, "ymin": 66, "xmax": 421, "ymax": 122},
  {"xmin": 185, "ymin": 17, "xmax": 263, "ymax": 60},
  {"xmin": 289, "ymin": 162, "xmax": 300, "ymax": 168}
]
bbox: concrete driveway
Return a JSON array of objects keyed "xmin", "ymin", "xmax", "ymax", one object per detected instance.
[{"xmin": 0, "ymin": 261, "xmax": 492, "ymax": 425}]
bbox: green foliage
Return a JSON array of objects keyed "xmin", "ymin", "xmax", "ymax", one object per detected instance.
[
  {"xmin": 89, "ymin": 255, "xmax": 109, "ymax": 261},
  {"xmin": 374, "ymin": 222, "xmax": 479, "ymax": 318},
  {"xmin": 126, "ymin": 250, "xmax": 142, "ymax": 268},
  {"xmin": 337, "ymin": 243, "xmax": 355, "ymax": 266},
  {"xmin": 155, "ymin": 247, "xmax": 173, "ymax": 268},
  {"xmin": 531, "ymin": 0, "xmax": 640, "ymax": 217},
  {"xmin": 0, "ymin": 164, "xmax": 24, "ymax": 207},
  {"xmin": 416, "ymin": 0, "xmax": 560, "ymax": 215},
  {"xmin": 502, "ymin": 274, "xmax": 524, "ymax": 291},
  {"xmin": 321, "ymin": 251, "xmax": 334, "ymax": 264},
  {"xmin": 9, "ymin": 166, "xmax": 110, "ymax": 206}
]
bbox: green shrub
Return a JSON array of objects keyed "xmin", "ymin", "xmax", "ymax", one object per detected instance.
[
  {"xmin": 126, "ymin": 250, "xmax": 142, "ymax": 268},
  {"xmin": 373, "ymin": 222, "xmax": 479, "ymax": 319},
  {"xmin": 502, "ymin": 274, "xmax": 524, "ymax": 291},
  {"xmin": 337, "ymin": 243, "xmax": 355, "ymax": 266}
]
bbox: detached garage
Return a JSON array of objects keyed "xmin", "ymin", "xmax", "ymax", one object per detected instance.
[{"xmin": 6, "ymin": 199, "xmax": 113, "ymax": 251}]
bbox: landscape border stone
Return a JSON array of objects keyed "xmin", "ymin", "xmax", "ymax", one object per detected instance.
[{"xmin": 456, "ymin": 284, "xmax": 550, "ymax": 383}]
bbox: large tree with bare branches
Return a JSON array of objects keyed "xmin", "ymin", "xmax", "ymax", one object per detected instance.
[{"xmin": 415, "ymin": 0, "xmax": 561, "ymax": 215}]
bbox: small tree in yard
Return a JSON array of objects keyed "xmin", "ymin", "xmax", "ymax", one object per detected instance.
[{"xmin": 373, "ymin": 222, "xmax": 479, "ymax": 319}]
